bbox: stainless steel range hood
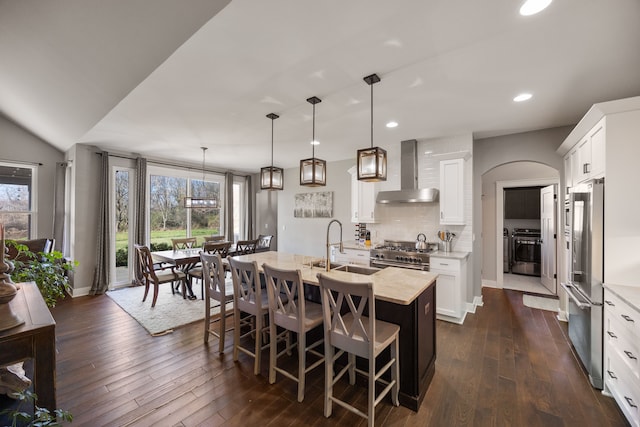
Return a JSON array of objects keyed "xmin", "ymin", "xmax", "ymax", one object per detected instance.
[{"xmin": 376, "ymin": 139, "xmax": 439, "ymax": 204}]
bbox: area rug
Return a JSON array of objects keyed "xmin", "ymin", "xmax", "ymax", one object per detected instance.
[
  {"xmin": 107, "ymin": 285, "xmax": 210, "ymax": 336},
  {"xmin": 523, "ymin": 294, "xmax": 559, "ymax": 312}
]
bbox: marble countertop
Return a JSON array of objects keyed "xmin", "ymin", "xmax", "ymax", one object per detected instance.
[
  {"xmin": 342, "ymin": 240, "xmax": 373, "ymax": 250},
  {"xmin": 230, "ymin": 251, "xmax": 438, "ymax": 306},
  {"xmin": 604, "ymin": 283, "xmax": 640, "ymax": 314},
  {"xmin": 430, "ymin": 251, "xmax": 470, "ymax": 260}
]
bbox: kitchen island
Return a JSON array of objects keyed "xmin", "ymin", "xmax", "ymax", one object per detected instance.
[{"xmin": 230, "ymin": 251, "xmax": 438, "ymax": 411}]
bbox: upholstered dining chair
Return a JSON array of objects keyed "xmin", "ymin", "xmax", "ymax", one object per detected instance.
[
  {"xmin": 262, "ymin": 263, "xmax": 324, "ymax": 402},
  {"xmin": 189, "ymin": 241, "xmax": 232, "ymax": 299},
  {"xmin": 134, "ymin": 244, "xmax": 187, "ymax": 307},
  {"xmin": 316, "ymin": 273, "xmax": 400, "ymax": 427},
  {"xmin": 171, "ymin": 237, "xmax": 198, "ymax": 250},
  {"xmin": 200, "ymin": 251, "xmax": 235, "ymax": 353}
]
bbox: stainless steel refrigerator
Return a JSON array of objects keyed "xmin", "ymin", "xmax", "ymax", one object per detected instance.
[{"xmin": 561, "ymin": 178, "xmax": 604, "ymax": 389}]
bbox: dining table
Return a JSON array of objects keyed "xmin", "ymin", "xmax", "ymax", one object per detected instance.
[{"xmin": 151, "ymin": 244, "xmax": 237, "ymax": 298}]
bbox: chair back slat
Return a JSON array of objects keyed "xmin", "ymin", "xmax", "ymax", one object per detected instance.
[
  {"xmin": 228, "ymin": 257, "xmax": 262, "ymax": 313},
  {"xmin": 171, "ymin": 237, "xmax": 197, "ymax": 250},
  {"xmin": 317, "ymin": 273, "xmax": 374, "ymax": 359},
  {"xmin": 134, "ymin": 244, "xmax": 158, "ymax": 282},
  {"xmin": 200, "ymin": 251, "xmax": 227, "ymax": 301},
  {"xmin": 262, "ymin": 264, "xmax": 305, "ymax": 333},
  {"xmin": 202, "ymin": 241, "xmax": 231, "ymax": 258},
  {"xmin": 255, "ymin": 235, "xmax": 273, "ymax": 252},
  {"xmin": 235, "ymin": 239, "xmax": 258, "ymax": 255}
]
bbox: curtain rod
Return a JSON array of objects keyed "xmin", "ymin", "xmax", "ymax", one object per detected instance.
[
  {"xmin": 0, "ymin": 158, "xmax": 43, "ymax": 166},
  {"xmin": 98, "ymin": 152, "xmax": 252, "ymax": 177}
]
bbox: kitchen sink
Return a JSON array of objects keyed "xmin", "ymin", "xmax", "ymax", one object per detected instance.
[
  {"xmin": 311, "ymin": 261, "xmax": 343, "ymax": 270},
  {"xmin": 332, "ymin": 264, "xmax": 381, "ymax": 276}
]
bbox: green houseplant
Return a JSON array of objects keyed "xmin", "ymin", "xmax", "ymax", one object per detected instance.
[
  {"xmin": 6, "ymin": 241, "xmax": 77, "ymax": 308},
  {"xmin": 0, "ymin": 390, "xmax": 72, "ymax": 426}
]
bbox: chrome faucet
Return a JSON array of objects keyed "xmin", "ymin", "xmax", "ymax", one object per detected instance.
[{"xmin": 326, "ymin": 219, "xmax": 344, "ymax": 271}]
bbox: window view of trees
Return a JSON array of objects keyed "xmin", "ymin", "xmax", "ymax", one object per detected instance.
[{"xmin": 0, "ymin": 164, "xmax": 33, "ymax": 239}]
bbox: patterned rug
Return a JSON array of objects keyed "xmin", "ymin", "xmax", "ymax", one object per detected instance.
[
  {"xmin": 523, "ymin": 294, "xmax": 559, "ymax": 312},
  {"xmin": 107, "ymin": 285, "xmax": 209, "ymax": 336}
]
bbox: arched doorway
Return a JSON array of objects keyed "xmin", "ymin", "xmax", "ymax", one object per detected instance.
[{"xmin": 481, "ymin": 161, "xmax": 560, "ymax": 294}]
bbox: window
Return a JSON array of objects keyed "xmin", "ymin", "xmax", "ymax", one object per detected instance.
[
  {"xmin": 112, "ymin": 167, "xmax": 134, "ymax": 286},
  {"xmin": 147, "ymin": 166, "xmax": 224, "ymax": 248},
  {"xmin": 0, "ymin": 162, "xmax": 37, "ymax": 239}
]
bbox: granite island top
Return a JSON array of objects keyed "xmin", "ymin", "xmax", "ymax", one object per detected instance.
[
  {"xmin": 230, "ymin": 251, "xmax": 438, "ymax": 306},
  {"xmin": 604, "ymin": 283, "xmax": 640, "ymax": 315}
]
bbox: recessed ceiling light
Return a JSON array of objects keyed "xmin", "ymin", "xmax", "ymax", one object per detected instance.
[
  {"xmin": 513, "ymin": 93, "xmax": 533, "ymax": 102},
  {"xmin": 386, "ymin": 121, "xmax": 398, "ymax": 128},
  {"xmin": 519, "ymin": 0, "xmax": 552, "ymax": 16},
  {"xmin": 310, "ymin": 140, "xmax": 320, "ymax": 145}
]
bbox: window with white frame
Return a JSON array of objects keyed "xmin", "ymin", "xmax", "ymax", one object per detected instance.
[{"xmin": 0, "ymin": 162, "xmax": 37, "ymax": 239}]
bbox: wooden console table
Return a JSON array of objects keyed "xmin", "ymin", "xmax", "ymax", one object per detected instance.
[{"xmin": 0, "ymin": 282, "xmax": 56, "ymax": 411}]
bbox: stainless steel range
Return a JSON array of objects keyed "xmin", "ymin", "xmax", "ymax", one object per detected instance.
[{"xmin": 370, "ymin": 240, "xmax": 437, "ymax": 271}]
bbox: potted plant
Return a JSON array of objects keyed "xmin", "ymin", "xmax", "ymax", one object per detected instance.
[
  {"xmin": 6, "ymin": 241, "xmax": 77, "ymax": 308},
  {"xmin": 0, "ymin": 390, "xmax": 72, "ymax": 426}
]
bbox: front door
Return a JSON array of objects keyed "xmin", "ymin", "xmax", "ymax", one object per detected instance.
[{"xmin": 540, "ymin": 184, "xmax": 557, "ymax": 294}]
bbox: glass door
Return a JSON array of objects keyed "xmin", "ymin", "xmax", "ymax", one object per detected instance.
[{"xmin": 111, "ymin": 167, "xmax": 135, "ymax": 286}]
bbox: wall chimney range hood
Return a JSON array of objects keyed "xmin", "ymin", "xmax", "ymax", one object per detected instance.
[{"xmin": 376, "ymin": 139, "xmax": 439, "ymax": 204}]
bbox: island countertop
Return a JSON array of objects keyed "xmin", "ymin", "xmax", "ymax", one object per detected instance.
[{"xmin": 229, "ymin": 251, "xmax": 438, "ymax": 306}]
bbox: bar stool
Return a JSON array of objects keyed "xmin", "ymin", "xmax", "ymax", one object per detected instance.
[
  {"xmin": 317, "ymin": 273, "xmax": 400, "ymax": 427},
  {"xmin": 262, "ymin": 263, "xmax": 324, "ymax": 402},
  {"xmin": 200, "ymin": 251, "xmax": 234, "ymax": 353}
]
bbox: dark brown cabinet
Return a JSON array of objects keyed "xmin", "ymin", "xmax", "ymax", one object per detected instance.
[{"xmin": 504, "ymin": 187, "xmax": 541, "ymax": 219}]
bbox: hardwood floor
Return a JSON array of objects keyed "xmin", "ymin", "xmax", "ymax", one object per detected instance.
[{"xmin": 44, "ymin": 287, "xmax": 627, "ymax": 426}]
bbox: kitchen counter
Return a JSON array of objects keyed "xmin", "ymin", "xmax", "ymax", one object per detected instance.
[
  {"xmin": 604, "ymin": 283, "xmax": 640, "ymax": 314},
  {"xmin": 341, "ymin": 240, "xmax": 372, "ymax": 250},
  {"xmin": 231, "ymin": 250, "xmax": 438, "ymax": 306},
  {"xmin": 430, "ymin": 250, "xmax": 470, "ymax": 260},
  {"xmin": 229, "ymin": 250, "xmax": 437, "ymax": 411}
]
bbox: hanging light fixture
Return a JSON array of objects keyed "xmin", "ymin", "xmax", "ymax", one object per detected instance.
[
  {"xmin": 357, "ymin": 73, "xmax": 387, "ymax": 182},
  {"xmin": 261, "ymin": 113, "xmax": 284, "ymax": 190},
  {"xmin": 184, "ymin": 147, "xmax": 218, "ymax": 208},
  {"xmin": 300, "ymin": 96, "xmax": 326, "ymax": 186}
]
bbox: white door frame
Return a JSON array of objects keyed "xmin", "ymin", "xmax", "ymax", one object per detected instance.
[{"xmin": 495, "ymin": 177, "xmax": 559, "ymax": 289}]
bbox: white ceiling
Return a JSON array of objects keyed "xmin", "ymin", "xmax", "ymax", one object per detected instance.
[{"xmin": 2, "ymin": 0, "xmax": 640, "ymax": 173}]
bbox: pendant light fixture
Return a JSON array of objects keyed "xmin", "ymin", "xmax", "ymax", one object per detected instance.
[
  {"xmin": 261, "ymin": 113, "xmax": 284, "ymax": 190},
  {"xmin": 300, "ymin": 96, "xmax": 326, "ymax": 186},
  {"xmin": 184, "ymin": 147, "xmax": 218, "ymax": 208},
  {"xmin": 357, "ymin": 73, "xmax": 387, "ymax": 182}
]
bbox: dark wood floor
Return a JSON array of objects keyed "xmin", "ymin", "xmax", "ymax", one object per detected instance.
[{"xmin": 45, "ymin": 287, "xmax": 627, "ymax": 426}]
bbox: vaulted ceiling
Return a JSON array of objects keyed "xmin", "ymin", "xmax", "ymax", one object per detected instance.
[{"xmin": 2, "ymin": 0, "xmax": 639, "ymax": 173}]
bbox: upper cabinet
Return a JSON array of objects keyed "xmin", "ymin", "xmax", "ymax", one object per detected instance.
[
  {"xmin": 348, "ymin": 166, "xmax": 378, "ymax": 223},
  {"xmin": 440, "ymin": 158, "xmax": 465, "ymax": 225},
  {"xmin": 565, "ymin": 117, "xmax": 606, "ymax": 186}
]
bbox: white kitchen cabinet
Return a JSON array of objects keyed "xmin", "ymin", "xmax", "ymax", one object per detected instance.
[
  {"xmin": 430, "ymin": 256, "xmax": 467, "ymax": 323},
  {"xmin": 439, "ymin": 158, "xmax": 465, "ymax": 225},
  {"xmin": 566, "ymin": 118, "xmax": 606, "ymax": 186},
  {"xmin": 604, "ymin": 289, "xmax": 640, "ymax": 426},
  {"xmin": 348, "ymin": 166, "xmax": 378, "ymax": 223},
  {"xmin": 331, "ymin": 246, "xmax": 370, "ymax": 266}
]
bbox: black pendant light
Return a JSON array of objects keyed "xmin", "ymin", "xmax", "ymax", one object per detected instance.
[
  {"xmin": 184, "ymin": 147, "xmax": 218, "ymax": 208},
  {"xmin": 260, "ymin": 113, "xmax": 284, "ymax": 190},
  {"xmin": 357, "ymin": 73, "xmax": 387, "ymax": 182},
  {"xmin": 300, "ymin": 96, "xmax": 326, "ymax": 186}
]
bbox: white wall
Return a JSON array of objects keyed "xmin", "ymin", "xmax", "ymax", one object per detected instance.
[{"xmin": 0, "ymin": 114, "xmax": 63, "ymax": 238}]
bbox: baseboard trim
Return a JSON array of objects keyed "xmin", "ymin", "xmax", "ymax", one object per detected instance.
[
  {"xmin": 556, "ymin": 309, "xmax": 568, "ymax": 322},
  {"xmin": 466, "ymin": 295, "xmax": 484, "ymax": 314},
  {"xmin": 482, "ymin": 279, "xmax": 500, "ymax": 289},
  {"xmin": 71, "ymin": 286, "xmax": 91, "ymax": 297}
]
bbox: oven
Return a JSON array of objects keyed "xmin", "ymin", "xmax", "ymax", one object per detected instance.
[
  {"xmin": 511, "ymin": 228, "xmax": 541, "ymax": 276},
  {"xmin": 369, "ymin": 240, "xmax": 436, "ymax": 271}
]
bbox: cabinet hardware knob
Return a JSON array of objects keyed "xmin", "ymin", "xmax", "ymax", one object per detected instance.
[
  {"xmin": 605, "ymin": 300, "xmax": 615, "ymax": 306},
  {"xmin": 624, "ymin": 350, "xmax": 637, "ymax": 360},
  {"xmin": 625, "ymin": 396, "xmax": 637, "ymax": 409},
  {"xmin": 607, "ymin": 331, "xmax": 617, "ymax": 339},
  {"xmin": 621, "ymin": 314, "xmax": 635, "ymax": 323},
  {"xmin": 607, "ymin": 370, "xmax": 617, "ymax": 379}
]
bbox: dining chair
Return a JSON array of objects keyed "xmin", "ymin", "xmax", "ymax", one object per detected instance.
[
  {"xmin": 262, "ymin": 263, "xmax": 324, "ymax": 402},
  {"xmin": 134, "ymin": 244, "xmax": 187, "ymax": 307},
  {"xmin": 255, "ymin": 235, "xmax": 273, "ymax": 253},
  {"xmin": 316, "ymin": 273, "xmax": 400, "ymax": 427},
  {"xmin": 203, "ymin": 235, "xmax": 226, "ymax": 243},
  {"xmin": 228, "ymin": 257, "xmax": 272, "ymax": 375},
  {"xmin": 189, "ymin": 241, "xmax": 232, "ymax": 299},
  {"xmin": 171, "ymin": 237, "xmax": 198, "ymax": 250},
  {"xmin": 200, "ymin": 251, "xmax": 235, "ymax": 353},
  {"xmin": 234, "ymin": 239, "xmax": 258, "ymax": 255}
]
